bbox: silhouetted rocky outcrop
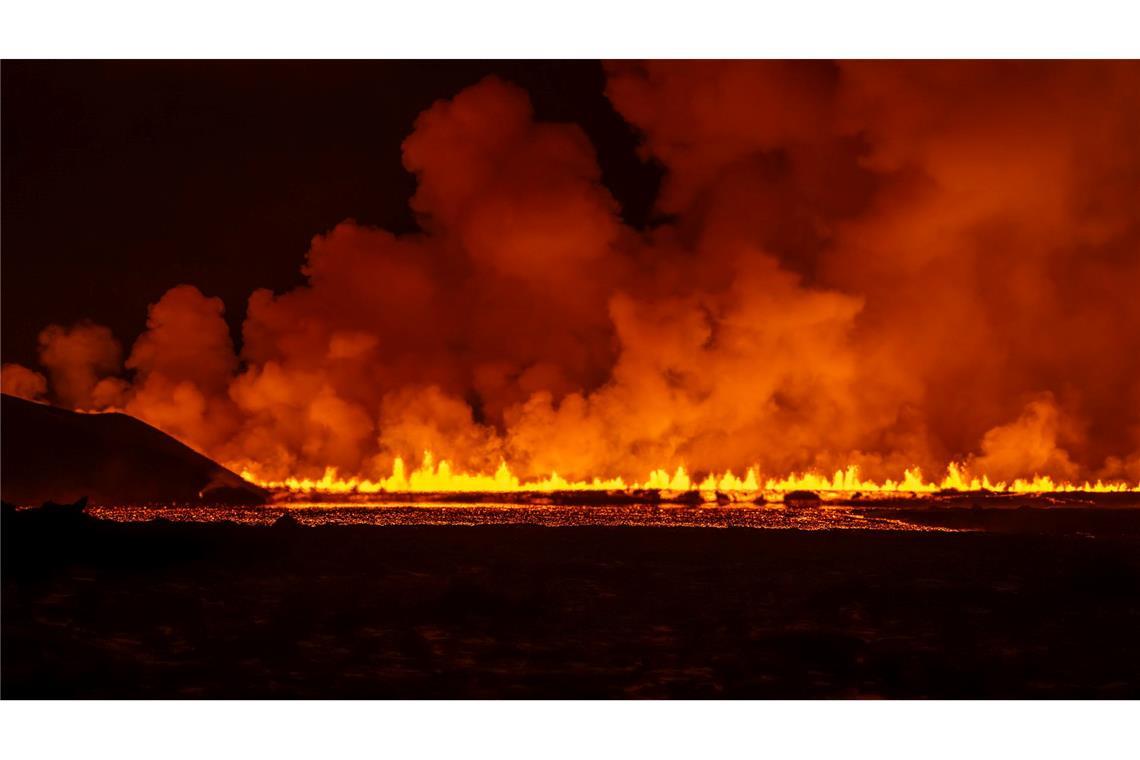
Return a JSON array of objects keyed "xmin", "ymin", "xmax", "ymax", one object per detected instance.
[
  {"xmin": 784, "ymin": 490, "xmax": 822, "ymax": 508},
  {"xmin": 39, "ymin": 495, "xmax": 89, "ymax": 516},
  {"xmin": 0, "ymin": 394, "xmax": 267, "ymax": 506},
  {"xmin": 272, "ymin": 513, "xmax": 300, "ymax": 529}
]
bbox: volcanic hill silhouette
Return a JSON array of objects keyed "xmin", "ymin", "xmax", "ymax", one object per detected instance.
[{"xmin": 1, "ymin": 393, "xmax": 267, "ymax": 506}]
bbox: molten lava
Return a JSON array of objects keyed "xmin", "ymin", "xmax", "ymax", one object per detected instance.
[{"xmin": 241, "ymin": 453, "xmax": 1140, "ymax": 498}]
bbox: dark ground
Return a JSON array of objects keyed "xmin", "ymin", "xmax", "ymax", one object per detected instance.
[{"xmin": 4, "ymin": 509, "xmax": 1140, "ymax": 698}]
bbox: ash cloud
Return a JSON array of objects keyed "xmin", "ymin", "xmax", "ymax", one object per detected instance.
[{"xmin": 8, "ymin": 63, "xmax": 1140, "ymax": 482}]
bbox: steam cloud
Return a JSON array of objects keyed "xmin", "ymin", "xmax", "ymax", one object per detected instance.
[{"xmin": 6, "ymin": 62, "xmax": 1140, "ymax": 483}]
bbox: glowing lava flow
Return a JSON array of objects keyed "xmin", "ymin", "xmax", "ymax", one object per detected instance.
[{"xmin": 240, "ymin": 453, "xmax": 1140, "ymax": 496}]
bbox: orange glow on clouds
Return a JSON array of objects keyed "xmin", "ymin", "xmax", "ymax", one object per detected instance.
[{"xmin": 5, "ymin": 62, "xmax": 1140, "ymax": 494}]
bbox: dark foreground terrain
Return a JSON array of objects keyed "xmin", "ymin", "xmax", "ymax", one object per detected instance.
[{"xmin": 4, "ymin": 509, "xmax": 1140, "ymax": 698}]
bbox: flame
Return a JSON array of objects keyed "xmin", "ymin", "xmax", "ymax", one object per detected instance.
[{"xmin": 239, "ymin": 453, "xmax": 1140, "ymax": 497}]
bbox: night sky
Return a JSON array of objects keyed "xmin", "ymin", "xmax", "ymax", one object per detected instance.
[{"xmin": 1, "ymin": 61, "xmax": 661, "ymax": 366}]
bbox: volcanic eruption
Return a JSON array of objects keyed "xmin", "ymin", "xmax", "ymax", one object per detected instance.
[{"xmin": 4, "ymin": 61, "xmax": 1140, "ymax": 498}]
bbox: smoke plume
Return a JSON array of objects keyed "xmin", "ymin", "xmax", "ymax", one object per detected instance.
[{"xmin": 7, "ymin": 62, "xmax": 1140, "ymax": 483}]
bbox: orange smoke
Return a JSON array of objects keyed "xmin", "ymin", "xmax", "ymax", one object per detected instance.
[{"xmin": 7, "ymin": 63, "xmax": 1140, "ymax": 491}]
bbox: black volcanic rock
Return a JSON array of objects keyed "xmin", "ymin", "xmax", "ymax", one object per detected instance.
[
  {"xmin": 784, "ymin": 490, "xmax": 822, "ymax": 508},
  {"xmin": 0, "ymin": 394, "xmax": 268, "ymax": 506},
  {"xmin": 272, "ymin": 514, "xmax": 300, "ymax": 529}
]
